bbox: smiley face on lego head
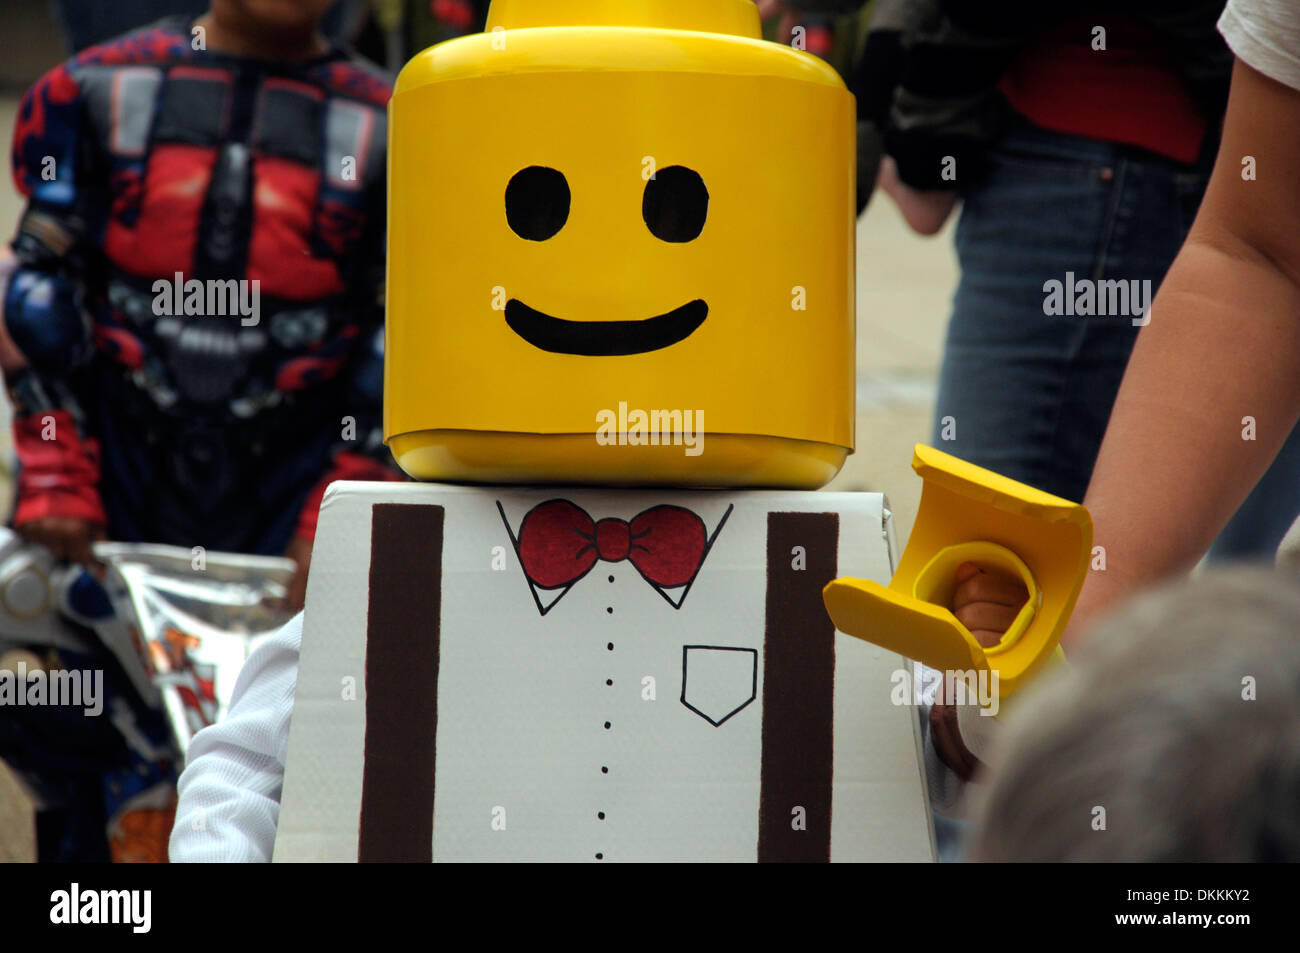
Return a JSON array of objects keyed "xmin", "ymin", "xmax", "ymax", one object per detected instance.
[
  {"xmin": 502, "ymin": 163, "xmax": 710, "ymax": 356},
  {"xmin": 385, "ymin": 0, "xmax": 857, "ymax": 487}
]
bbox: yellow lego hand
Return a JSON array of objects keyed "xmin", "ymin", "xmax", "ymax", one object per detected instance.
[
  {"xmin": 823, "ymin": 444, "xmax": 1092, "ymax": 699},
  {"xmin": 822, "ymin": 573, "xmax": 988, "ymax": 677}
]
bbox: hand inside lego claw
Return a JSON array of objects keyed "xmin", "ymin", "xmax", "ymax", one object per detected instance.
[
  {"xmin": 951, "ymin": 561, "xmax": 1029, "ymax": 647},
  {"xmin": 930, "ymin": 562, "xmax": 1029, "ymax": 780}
]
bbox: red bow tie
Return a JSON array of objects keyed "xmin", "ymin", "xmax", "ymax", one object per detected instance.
[{"xmin": 516, "ymin": 500, "xmax": 707, "ymax": 590}]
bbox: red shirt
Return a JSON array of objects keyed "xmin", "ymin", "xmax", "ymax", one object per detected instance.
[{"xmin": 998, "ymin": 16, "xmax": 1209, "ymax": 165}]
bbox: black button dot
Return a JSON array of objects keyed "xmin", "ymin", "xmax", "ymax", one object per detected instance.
[
  {"xmin": 604, "ymin": 721, "xmax": 611, "ymax": 729},
  {"xmin": 595, "ymin": 853, "xmax": 604, "ymax": 860},
  {"xmin": 598, "ymin": 812, "xmax": 606, "ymax": 820},
  {"xmin": 607, "ymin": 642, "xmax": 614, "ymax": 650},
  {"xmin": 605, "ymin": 679, "xmax": 613, "ymax": 686},
  {"xmin": 608, "ymin": 575, "xmax": 615, "ymax": 583},
  {"xmin": 606, "ymin": 607, "xmax": 613, "ymax": 614},
  {"xmin": 601, "ymin": 766, "xmax": 609, "ymax": 774}
]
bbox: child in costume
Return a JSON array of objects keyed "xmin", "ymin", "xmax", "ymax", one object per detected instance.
[
  {"xmin": 5, "ymin": 0, "xmax": 399, "ymax": 579},
  {"xmin": 170, "ymin": 0, "xmax": 1082, "ymax": 862},
  {"xmin": 4, "ymin": 0, "xmax": 400, "ymax": 860}
]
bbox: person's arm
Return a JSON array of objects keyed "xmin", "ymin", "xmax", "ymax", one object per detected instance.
[
  {"xmin": 5, "ymin": 60, "xmax": 107, "ymax": 561},
  {"xmin": 850, "ymin": 0, "xmax": 1037, "ymax": 232},
  {"xmin": 1065, "ymin": 59, "xmax": 1300, "ymax": 648},
  {"xmin": 170, "ymin": 614, "xmax": 303, "ymax": 863}
]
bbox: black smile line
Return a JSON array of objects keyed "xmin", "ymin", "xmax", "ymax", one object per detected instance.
[{"xmin": 504, "ymin": 298, "xmax": 708, "ymax": 356}]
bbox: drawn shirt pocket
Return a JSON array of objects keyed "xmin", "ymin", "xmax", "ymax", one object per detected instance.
[{"xmin": 680, "ymin": 645, "xmax": 757, "ymax": 727}]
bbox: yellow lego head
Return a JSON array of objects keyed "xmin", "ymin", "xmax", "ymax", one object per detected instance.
[{"xmin": 385, "ymin": 0, "xmax": 856, "ymax": 487}]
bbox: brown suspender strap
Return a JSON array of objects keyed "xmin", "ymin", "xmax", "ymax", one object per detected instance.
[
  {"xmin": 758, "ymin": 511, "xmax": 838, "ymax": 862},
  {"xmin": 358, "ymin": 503, "xmax": 444, "ymax": 862}
]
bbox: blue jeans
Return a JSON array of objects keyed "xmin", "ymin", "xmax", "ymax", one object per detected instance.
[{"xmin": 932, "ymin": 118, "xmax": 1300, "ymax": 562}]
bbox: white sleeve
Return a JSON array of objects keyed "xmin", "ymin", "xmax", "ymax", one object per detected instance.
[
  {"xmin": 917, "ymin": 665, "xmax": 1003, "ymax": 818},
  {"xmin": 168, "ymin": 613, "xmax": 302, "ymax": 863},
  {"xmin": 919, "ymin": 703, "xmax": 966, "ymax": 817},
  {"xmin": 916, "ymin": 665, "xmax": 966, "ymax": 817},
  {"xmin": 1220, "ymin": 0, "xmax": 1300, "ymax": 93}
]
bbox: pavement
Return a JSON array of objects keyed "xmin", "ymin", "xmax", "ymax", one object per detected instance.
[{"xmin": 0, "ymin": 45, "xmax": 959, "ymax": 858}]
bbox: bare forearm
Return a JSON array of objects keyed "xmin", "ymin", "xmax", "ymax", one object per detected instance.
[
  {"xmin": 1068, "ymin": 240, "xmax": 1300, "ymax": 645},
  {"xmin": 1062, "ymin": 59, "xmax": 1300, "ymax": 648}
]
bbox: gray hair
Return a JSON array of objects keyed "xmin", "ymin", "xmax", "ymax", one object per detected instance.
[{"xmin": 967, "ymin": 566, "xmax": 1300, "ymax": 862}]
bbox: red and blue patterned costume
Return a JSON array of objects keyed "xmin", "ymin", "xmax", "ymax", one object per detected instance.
[{"xmin": 6, "ymin": 16, "xmax": 399, "ymax": 555}]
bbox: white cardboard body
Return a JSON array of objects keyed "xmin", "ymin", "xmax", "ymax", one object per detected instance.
[{"xmin": 274, "ymin": 481, "xmax": 935, "ymax": 862}]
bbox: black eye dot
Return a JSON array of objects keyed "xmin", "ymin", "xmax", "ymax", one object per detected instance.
[
  {"xmin": 505, "ymin": 166, "xmax": 570, "ymax": 241},
  {"xmin": 643, "ymin": 166, "xmax": 708, "ymax": 243}
]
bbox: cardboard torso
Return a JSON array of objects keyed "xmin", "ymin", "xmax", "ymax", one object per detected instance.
[{"xmin": 273, "ymin": 482, "xmax": 935, "ymax": 862}]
